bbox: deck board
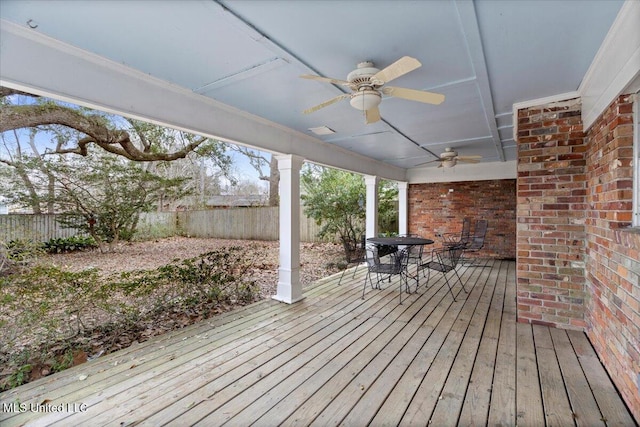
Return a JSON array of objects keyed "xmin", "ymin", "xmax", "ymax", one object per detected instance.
[
  {"xmin": 567, "ymin": 330, "xmax": 638, "ymax": 427},
  {"xmin": 457, "ymin": 261, "xmax": 506, "ymax": 426},
  {"xmin": 0, "ymin": 259, "xmax": 636, "ymax": 427},
  {"xmin": 427, "ymin": 265, "xmax": 496, "ymax": 425},
  {"xmin": 487, "ymin": 260, "xmax": 517, "ymax": 426},
  {"xmin": 534, "ymin": 325, "xmax": 576, "ymax": 426},
  {"xmin": 550, "ymin": 328, "xmax": 604, "ymax": 426},
  {"xmin": 515, "ymin": 322, "xmax": 544, "ymax": 426}
]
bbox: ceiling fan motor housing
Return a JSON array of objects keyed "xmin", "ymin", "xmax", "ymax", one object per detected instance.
[
  {"xmin": 347, "ymin": 61, "xmax": 381, "ymax": 87},
  {"xmin": 440, "ymin": 148, "xmax": 458, "ymax": 159}
]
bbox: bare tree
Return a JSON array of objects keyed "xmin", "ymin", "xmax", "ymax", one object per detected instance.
[
  {"xmin": 229, "ymin": 145, "xmax": 279, "ymax": 206},
  {"xmin": 0, "ymin": 129, "xmax": 56, "ymax": 213}
]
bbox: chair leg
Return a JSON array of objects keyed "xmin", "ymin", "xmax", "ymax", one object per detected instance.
[
  {"xmin": 375, "ymin": 272, "xmax": 382, "ymax": 289},
  {"xmin": 413, "ymin": 262, "xmax": 420, "ymax": 292},
  {"xmin": 443, "ymin": 272, "xmax": 456, "ymax": 301},
  {"xmin": 363, "ymin": 271, "xmax": 374, "ymax": 299},
  {"xmin": 420, "ymin": 267, "xmax": 431, "ymax": 292},
  {"xmin": 338, "ymin": 263, "xmax": 349, "ymax": 285},
  {"xmin": 404, "ymin": 270, "xmax": 414, "ymax": 294},
  {"xmin": 351, "ymin": 263, "xmax": 360, "ymax": 278},
  {"xmin": 453, "ymin": 268, "xmax": 468, "ymax": 293}
]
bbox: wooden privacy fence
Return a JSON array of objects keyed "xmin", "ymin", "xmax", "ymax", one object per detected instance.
[
  {"xmin": 0, "ymin": 214, "xmax": 85, "ymax": 242},
  {"xmin": 0, "ymin": 207, "xmax": 333, "ymax": 243}
]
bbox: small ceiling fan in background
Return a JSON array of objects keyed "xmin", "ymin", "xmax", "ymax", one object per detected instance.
[
  {"xmin": 300, "ymin": 56, "xmax": 445, "ymax": 124},
  {"xmin": 418, "ymin": 147, "xmax": 482, "ymax": 168}
]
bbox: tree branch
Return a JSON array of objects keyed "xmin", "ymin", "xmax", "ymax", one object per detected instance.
[{"xmin": 0, "ymin": 99, "xmax": 206, "ymax": 161}]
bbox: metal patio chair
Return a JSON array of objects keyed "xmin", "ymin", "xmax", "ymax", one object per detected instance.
[
  {"xmin": 338, "ymin": 234, "xmax": 366, "ymax": 285},
  {"xmin": 419, "ymin": 244, "xmax": 468, "ymax": 301},
  {"xmin": 440, "ymin": 217, "xmax": 471, "ymax": 248},
  {"xmin": 363, "ymin": 244, "xmax": 411, "ymax": 304},
  {"xmin": 461, "ymin": 219, "xmax": 488, "ymax": 266},
  {"xmin": 398, "ymin": 233, "xmax": 425, "ymax": 273}
]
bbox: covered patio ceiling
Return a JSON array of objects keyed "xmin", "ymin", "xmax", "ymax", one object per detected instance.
[{"xmin": 0, "ymin": 0, "xmax": 627, "ymax": 182}]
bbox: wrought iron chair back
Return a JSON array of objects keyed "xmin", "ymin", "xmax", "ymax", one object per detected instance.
[
  {"xmin": 460, "ymin": 219, "xmax": 489, "ymax": 268},
  {"xmin": 419, "ymin": 244, "xmax": 468, "ymax": 301},
  {"xmin": 363, "ymin": 245, "xmax": 411, "ymax": 304},
  {"xmin": 442, "ymin": 217, "xmax": 471, "ymax": 247},
  {"xmin": 467, "ymin": 219, "xmax": 488, "ymax": 251},
  {"xmin": 338, "ymin": 234, "xmax": 366, "ymax": 285},
  {"xmin": 398, "ymin": 233, "xmax": 425, "ymax": 268}
]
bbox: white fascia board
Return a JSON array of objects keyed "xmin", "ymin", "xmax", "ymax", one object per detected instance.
[
  {"xmin": 406, "ymin": 160, "xmax": 517, "ymax": 184},
  {"xmin": 0, "ymin": 20, "xmax": 405, "ymax": 182},
  {"xmin": 579, "ymin": 0, "xmax": 640, "ymax": 130}
]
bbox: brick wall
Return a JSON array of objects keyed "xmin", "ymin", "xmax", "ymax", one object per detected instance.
[
  {"xmin": 408, "ymin": 180, "xmax": 516, "ymax": 259},
  {"xmin": 516, "ymin": 98, "xmax": 588, "ymax": 330},
  {"xmin": 516, "ymin": 94, "xmax": 640, "ymax": 419},
  {"xmin": 584, "ymin": 94, "xmax": 639, "ymax": 418}
]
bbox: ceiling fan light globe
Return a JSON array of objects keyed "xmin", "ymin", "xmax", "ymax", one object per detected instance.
[
  {"xmin": 442, "ymin": 160, "xmax": 456, "ymax": 168},
  {"xmin": 350, "ymin": 91, "xmax": 382, "ymax": 111}
]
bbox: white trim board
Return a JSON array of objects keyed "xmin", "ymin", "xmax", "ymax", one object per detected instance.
[
  {"xmin": 579, "ymin": 0, "xmax": 640, "ymax": 130},
  {"xmin": 407, "ymin": 160, "xmax": 517, "ymax": 184}
]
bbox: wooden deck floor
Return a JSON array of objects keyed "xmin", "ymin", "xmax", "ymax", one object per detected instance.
[{"xmin": 1, "ymin": 260, "xmax": 636, "ymax": 426}]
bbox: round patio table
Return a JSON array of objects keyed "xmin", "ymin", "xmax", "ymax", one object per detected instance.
[
  {"xmin": 366, "ymin": 236, "xmax": 434, "ymax": 246},
  {"xmin": 366, "ymin": 236, "xmax": 435, "ymax": 294}
]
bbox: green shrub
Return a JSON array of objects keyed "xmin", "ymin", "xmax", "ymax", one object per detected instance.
[
  {"xmin": 0, "ymin": 246, "xmax": 260, "ymax": 391},
  {"xmin": 6, "ymin": 239, "xmax": 45, "ymax": 263},
  {"xmin": 43, "ymin": 235, "xmax": 98, "ymax": 254},
  {"xmin": 115, "ymin": 247, "xmax": 259, "ymax": 316}
]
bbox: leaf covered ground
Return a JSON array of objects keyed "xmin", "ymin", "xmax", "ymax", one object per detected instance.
[
  {"xmin": 39, "ymin": 236, "xmax": 344, "ymax": 297},
  {"xmin": 1, "ymin": 237, "xmax": 345, "ymax": 390}
]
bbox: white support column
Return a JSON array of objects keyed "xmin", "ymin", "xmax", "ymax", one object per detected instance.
[
  {"xmin": 398, "ymin": 181, "xmax": 408, "ymax": 235},
  {"xmin": 273, "ymin": 154, "xmax": 305, "ymax": 304},
  {"xmin": 365, "ymin": 175, "xmax": 379, "ymax": 239}
]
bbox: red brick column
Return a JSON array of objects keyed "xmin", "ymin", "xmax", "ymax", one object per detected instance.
[
  {"xmin": 516, "ymin": 98, "xmax": 587, "ymax": 329},
  {"xmin": 584, "ymin": 94, "xmax": 639, "ymax": 417}
]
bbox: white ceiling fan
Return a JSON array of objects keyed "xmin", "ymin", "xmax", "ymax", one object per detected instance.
[
  {"xmin": 300, "ymin": 56, "xmax": 445, "ymax": 124},
  {"xmin": 419, "ymin": 147, "xmax": 482, "ymax": 168}
]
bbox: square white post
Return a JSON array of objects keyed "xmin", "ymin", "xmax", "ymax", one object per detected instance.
[
  {"xmin": 272, "ymin": 154, "xmax": 305, "ymax": 304},
  {"xmin": 398, "ymin": 181, "xmax": 408, "ymax": 235},
  {"xmin": 365, "ymin": 175, "xmax": 379, "ymax": 239}
]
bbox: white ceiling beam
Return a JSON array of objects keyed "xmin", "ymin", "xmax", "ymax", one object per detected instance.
[
  {"xmin": 0, "ymin": 19, "xmax": 406, "ymax": 182},
  {"xmin": 454, "ymin": 0, "xmax": 505, "ymax": 162}
]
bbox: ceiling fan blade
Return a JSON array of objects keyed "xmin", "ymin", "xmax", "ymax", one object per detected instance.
[
  {"xmin": 371, "ymin": 56, "xmax": 421, "ymax": 84},
  {"xmin": 382, "ymin": 86, "xmax": 445, "ymax": 105},
  {"xmin": 414, "ymin": 159, "xmax": 441, "ymax": 166},
  {"xmin": 456, "ymin": 155, "xmax": 482, "ymax": 160},
  {"xmin": 365, "ymin": 106, "xmax": 381, "ymax": 124},
  {"xmin": 300, "ymin": 74, "xmax": 350, "ymax": 86},
  {"xmin": 303, "ymin": 94, "xmax": 350, "ymax": 114},
  {"xmin": 457, "ymin": 158, "xmax": 481, "ymax": 163}
]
